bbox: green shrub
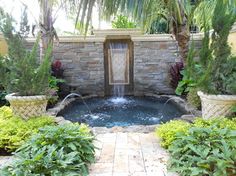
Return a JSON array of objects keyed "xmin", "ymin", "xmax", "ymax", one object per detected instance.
[
  {"xmin": 193, "ymin": 117, "xmax": 236, "ymax": 130},
  {"xmin": 0, "ymin": 124, "xmax": 95, "ymax": 176},
  {"xmin": 0, "ymin": 106, "xmax": 55, "ymax": 152},
  {"xmin": 156, "ymin": 117, "xmax": 236, "ymax": 150},
  {"xmin": 0, "ymin": 11, "xmax": 52, "ymax": 96},
  {"xmin": 156, "ymin": 117, "xmax": 236, "ymax": 175},
  {"xmin": 112, "ymin": 14, "xmax": 136, "ymax": 28},
  {"xmin": 205, "ymin": 0, "xmax": 236, "ymax": 95},
  {"xmin": 156, "ymin": 120, "xmax": 191, "ymax": 149},
  {"xmin": 168, "ymin": 126, "xmax": 236, "ymax": 176},
  {"xmin": 187, "ymin": 88, "xmax": 201, "ymax": 109},
  {"xmin": 0, "ymin": 106, "xmax": 12, "ymax": 119}
]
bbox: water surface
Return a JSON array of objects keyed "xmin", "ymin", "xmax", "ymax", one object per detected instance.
[{"xmin": 59, "ymin": 96, "xmax": 184, "ymax": 128}]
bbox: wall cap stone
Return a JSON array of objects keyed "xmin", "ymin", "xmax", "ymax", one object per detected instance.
[
  {"xmin": 25, "ymin": 32, "xmax": 203, "ymax": 43},
  {"xmin": 26, "ymin": 35, "xmax": 106, "ymax": 43},
  {"xmin": 132, "ymin": 33, "xmax": 203, "ymax": 41},
  {"xmin": 93, "ymin": 29, "xmax": 143, "ymax": 36}
]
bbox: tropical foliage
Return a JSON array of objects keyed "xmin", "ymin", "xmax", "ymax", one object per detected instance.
[
  {"xmin": 0, "ymin": 124, "xmax": 95, "ymax": 176},
  {"xmin": 175, "ymin": 41, "xmax": 199, "ymax": 96},
  {"xmin": 157, "ymin": 118, "xmax": 236, "ymax": 149},
  {"xmin": 148, "ymin": 17, "xmax": 169, "ymax": 34},
  {"xmin": 59, "ymin": 0, "xmax": 209, "ymax": 62},
  {"xmin": 112, "ymin": 15, "xmax": 136, "ymax": 28},
  {"xmin": 194, "ymin": 0, "xmax": 236, "ymax": 30},
  {"xmin": 175, "ymin": 0, "xmax": 236, "ymax": 109},
  {"xmin": 0, "ymin": 106, "xmax": 55, "ymax": 152},
  {"xmin": 169, "ymin": 126, "xmax": 236, "ymax": 176},
  {"xmin": 157, "ymin": 118, "xmax": 236, "ymax": 175},
  {"xmin": 101, "ymin": 0, "xmax": 201, "ymax": 62},
  {"xmin": 169, "ymin": 62, "xmax": 184, "ymax": 90}
]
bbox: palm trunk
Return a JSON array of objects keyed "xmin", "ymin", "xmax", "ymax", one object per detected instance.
[
  {"xmin": 172, "ymin": 16, "xmax": 190, "ymax": 64},
  {"xmin": 167, "ymin": 0, "xmax": 191, "ymax": 65},
  {"xmin": 39, "ymin": 0, "xmax": 55, "ymax": 62}
]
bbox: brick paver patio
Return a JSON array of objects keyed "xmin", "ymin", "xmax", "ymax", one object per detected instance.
[{"xmin": 89, "ymin": 132, "xmax": 178, "ymax": 176}]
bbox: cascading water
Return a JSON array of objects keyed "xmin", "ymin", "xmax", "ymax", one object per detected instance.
[
  {"xmin": 109, "ymin": 42, "xmax": 129, "ymax": 104},
  {"xmin": 113, "ymin": 85, "xmax": 125, "ymax": 97}
]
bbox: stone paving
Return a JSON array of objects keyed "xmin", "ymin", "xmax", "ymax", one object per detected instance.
[
  {"xmin": 0, "ymin": 156, "xmax": 13, "ymax": 168},
  {"xmin": 0, "ymin": 132, "xmax": 178, "ymax": 176},
  {"xmin": 89, "ymin": 132, "xmax": 178, "ymax": 176}
]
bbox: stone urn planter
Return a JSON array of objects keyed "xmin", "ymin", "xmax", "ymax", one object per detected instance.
[
  {"xmin": 5, "ymin": 93, "xmax": 48, "ymax": 119},
  {"xmin": 197, "ymin": 91, "xmax": 236, "ymax": 119}
]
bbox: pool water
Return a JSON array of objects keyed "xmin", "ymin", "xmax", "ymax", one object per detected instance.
[{"xmin": 59, "ymin": 96, "xmax": 185, "ymax": 128}]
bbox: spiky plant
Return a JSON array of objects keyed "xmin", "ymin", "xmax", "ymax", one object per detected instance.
[
  {"xmin": 0, "ymin": 11, "xmax": 52, "ymax": 96},
  {"xmin": 207, "ymin": 0, "xmax": 236, "ymax": 94}
]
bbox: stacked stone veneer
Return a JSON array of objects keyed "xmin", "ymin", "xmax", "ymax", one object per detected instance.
[
  {"xmin": 53, "ymin": 42, "xmax": 105, "ymax": 95},
  {"xmin": 26, "ymin": 30, "xmax": 202, "ymax": 96},
  {"xmin": 133, "ymin": 40, "xmax": 179, "ymax": 95}
]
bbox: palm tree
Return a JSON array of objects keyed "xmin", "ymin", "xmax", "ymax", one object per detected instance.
[
  {"xmin": 70, "ymin": 0, "xmax": 203, "ymax": 63},
  {"xmin": 38, "ymin": 0, "xmax": 59, "ymax": 61},
  {"xmin": 38, "ymin": 0, "xmax": 236, "ymax": 63},
  {"xmin": 194, "ymin": 0, "xmax": 236, "ymax": 30}
]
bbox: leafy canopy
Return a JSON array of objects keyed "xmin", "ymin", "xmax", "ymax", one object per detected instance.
[{"xmin": 112, "ymin": 15, "xmax": 136, "ymax": 28}]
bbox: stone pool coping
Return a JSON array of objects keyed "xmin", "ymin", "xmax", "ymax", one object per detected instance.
[{"xmin": 47, "ymin": 93, "xmax": 201, "ymax": 133}]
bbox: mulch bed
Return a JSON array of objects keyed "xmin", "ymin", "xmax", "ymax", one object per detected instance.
[{"xmin": 0, "ymin": 148, "xmax": 12, "ymax": 156}]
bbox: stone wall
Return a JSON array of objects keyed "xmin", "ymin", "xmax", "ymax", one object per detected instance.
[
  {"xmin": 25, "ymin": 30, "xmax": 202, "ymax": 96},
  {"xmin": 53, "ymin": 42, "xmax": 105, "ymax": 96},
  {"xmin": 133, "ymin": 40, "xmax": 179, "ymax": 95},
  {"xmin": 133, "ymin": 37, "xmax": 202, "ymax": 95}
]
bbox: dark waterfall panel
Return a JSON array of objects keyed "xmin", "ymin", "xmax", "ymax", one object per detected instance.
[{"xmin": 104, "ymin": 38, "xmax": 134, "ymax": 96}]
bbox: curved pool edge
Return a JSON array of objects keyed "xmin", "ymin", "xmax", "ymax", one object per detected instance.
[
  {"xmin": 47, "ymin": 93, "xmax": 201, "ymax": 132},
  {"xmin": 53, "ymin": 115, "xmax": 198, "ymax": 134}
]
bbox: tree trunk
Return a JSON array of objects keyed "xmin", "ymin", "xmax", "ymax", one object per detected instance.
[
  {"xmin": 173, "ymin": 15, "xmax": 190, "ymax": 64},
  {"xmin": 39, "ymin": 0, "xmax": 55, "ymax": 62},
  {"xmin": 168, "ymin": 0, "xmax": 190, "ymax": 65}
]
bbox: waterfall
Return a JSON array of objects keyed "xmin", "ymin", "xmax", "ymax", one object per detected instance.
[
  {"xmin": 113, "ymin": 85, "xmax": 125, "ymax": 97},
  {"xmin": 109, "ymin": 42, "xmax": 129, "ymax": 98}
]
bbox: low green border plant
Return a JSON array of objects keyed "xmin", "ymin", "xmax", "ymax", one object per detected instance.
[
  {"xmin": 156, "ymin": 117, "xmax": 236, "ymax": 176},
  {"xmin": 0, "ymin": 106, "xmax": 55, "ymax": 152},
  {"xmin": 0, "ymin": 123, "xmax": 95, "ymax": 176},
  {"xmin": 169, "ymin": 126, "xmax": 236, "ymax": 176},
  {"xmin": 193, "ymin": 117, "xmax": 236, "ymax": 130},
  {"xmin": 156, "ymin": 120, "xmax": 191, "ymax": 149}
]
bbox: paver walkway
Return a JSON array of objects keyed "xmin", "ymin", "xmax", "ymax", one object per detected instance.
[
  {"xmin": 0, "ymin": 132, "xmax": 178, "ymax": 176},
  {"xmin": 89, "ymin": 132, "xmax": 178, "ymax": 176},
  {"xmin": 0, "ymin": 156, "xmax": 13, "ymax": 168}
]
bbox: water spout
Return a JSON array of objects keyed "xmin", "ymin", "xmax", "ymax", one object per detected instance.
[
  {"xmin": 60, "ymin": 93, "xmax": 92, "ymax": 114},
  {"xmin": 164, "ymin": 97, "xmax": 176, "ymax": 106}
]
